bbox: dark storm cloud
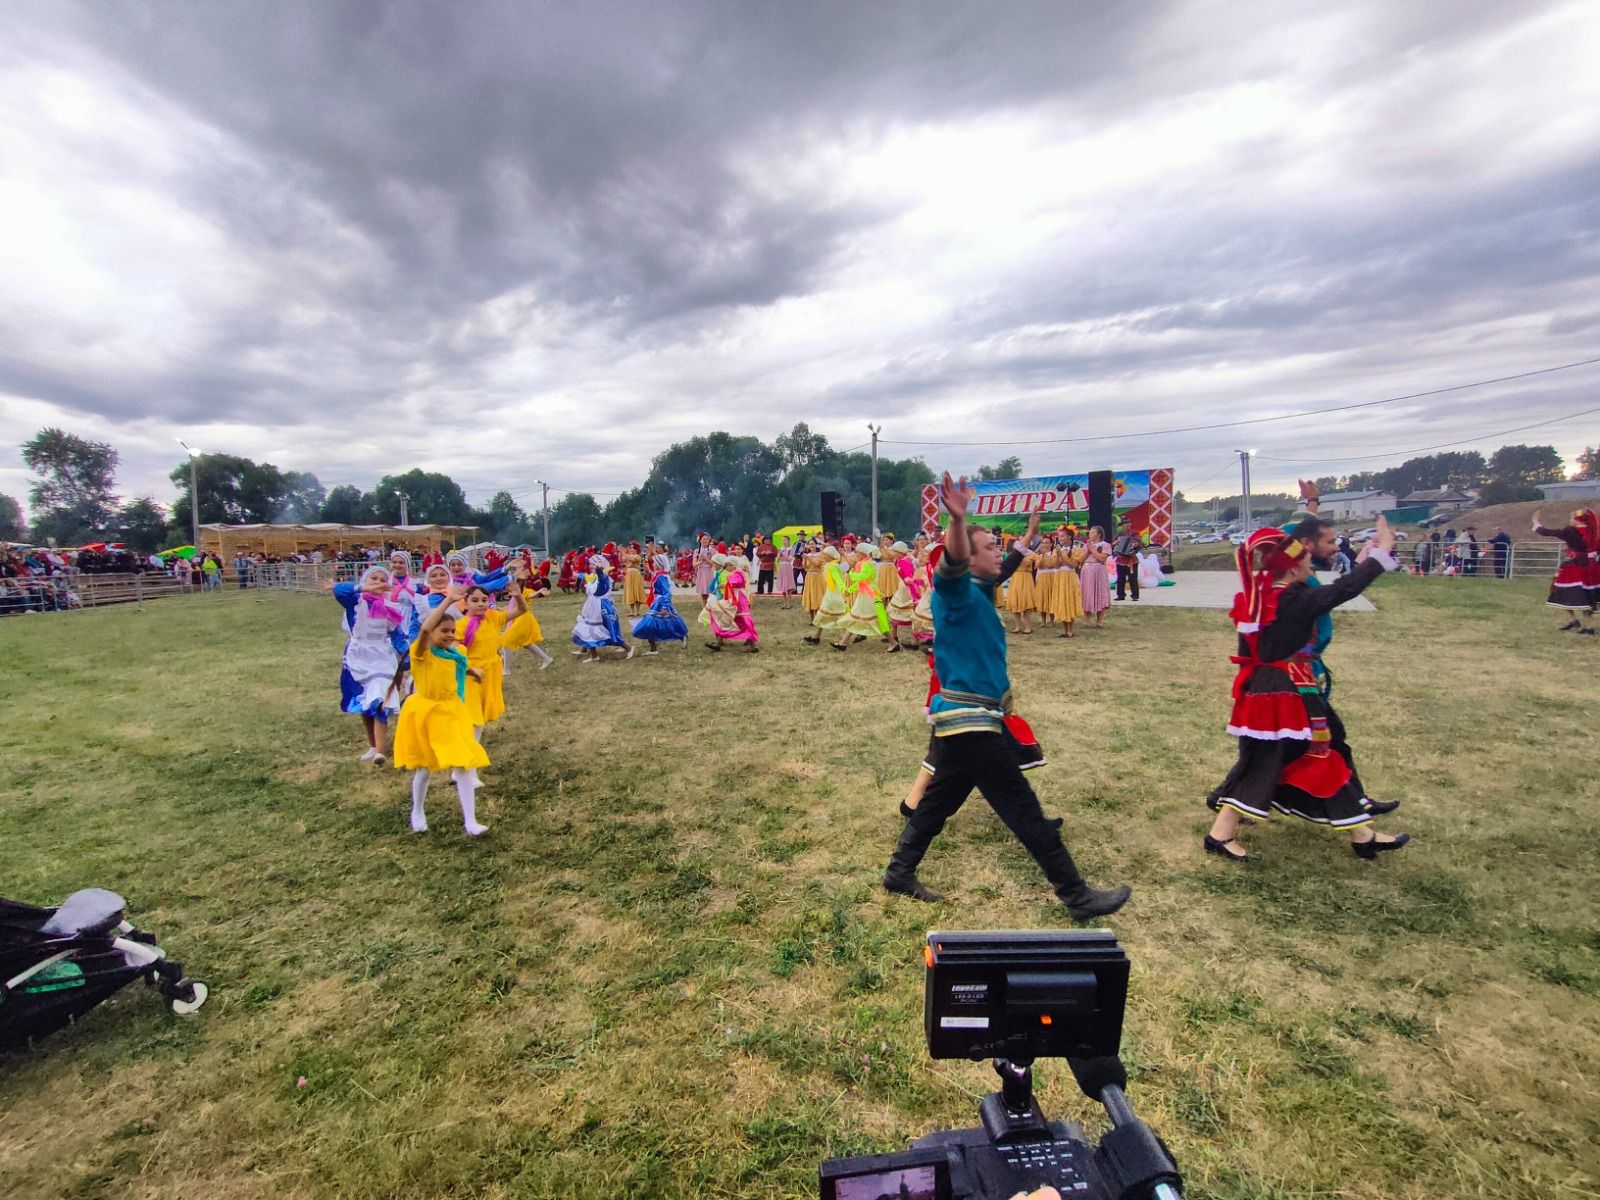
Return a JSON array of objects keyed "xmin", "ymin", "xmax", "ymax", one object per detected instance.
[{"xmin": 2, "ymin": 0, "xmax": 1598, "ymax": 508}]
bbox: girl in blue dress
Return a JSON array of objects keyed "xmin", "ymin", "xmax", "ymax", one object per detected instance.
[{"xmin": 631, "ymin": 567, "xmax": 689, "ymax": 653}]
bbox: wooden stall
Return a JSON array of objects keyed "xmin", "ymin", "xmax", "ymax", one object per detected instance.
[{"xmin": 198, "ymin": 523, "xmax": 478, "ymax": 559}]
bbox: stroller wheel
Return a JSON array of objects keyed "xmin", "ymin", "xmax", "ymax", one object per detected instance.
[{"xmin": 169, "ymin": 980, "xmax": 208, "ymax": 1015}]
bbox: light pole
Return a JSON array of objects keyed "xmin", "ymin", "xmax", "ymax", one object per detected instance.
[
  {"xmin": 397, "ymin": 491, "xmax": 409, "ymax": 526},
  {"xmin": 535, "ymin": 479, "xmax": 551, "ymax": 556},
  {"xmin": 176, "ymin": 439, "xmax": 201, "ymax": 551},
  {"xmin": 867, "ymin": 423, "xmax": 881, "ymax": 538},
  {"xmin": 1234, "ymin": 449, "xmax": 1254, "ymax": 532}
]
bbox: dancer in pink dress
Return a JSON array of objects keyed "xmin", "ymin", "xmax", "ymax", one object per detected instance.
[
  {"xmin": 1080, "ymin": 525, "xmax": 1113, "ymax": 627},
  {"xmin": 706, "ymin": 568, "xmax": 760, "ymax": 653}
]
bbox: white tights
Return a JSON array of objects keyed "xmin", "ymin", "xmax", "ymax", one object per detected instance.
[{"xmin": 409, "ymin": 767, "xmax": 487, "ymax": 836}]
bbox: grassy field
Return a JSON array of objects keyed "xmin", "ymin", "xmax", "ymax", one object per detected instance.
[{"xmin": 1, "ymin": 578, "xmax": 1597, "ymax": 1199}]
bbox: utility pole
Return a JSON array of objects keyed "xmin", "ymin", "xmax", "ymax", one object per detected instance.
[
  {"xmin": 397, "ymin": 491, "xmax": 409, "ymax": 526},
  {"xmin": 1235, "ymin": 449, "xmax": 1253, "ymax": 531},
  {"xmin": 535, "ymin": 479, "xmax": 551, "ymax": 556},
  {"xmin": 176, "ymin": 439, "xmax": 201, "ymax": 550},
  {"xmin": 868, "ymin": 423, "xmax": 882, "ymax": 538}
]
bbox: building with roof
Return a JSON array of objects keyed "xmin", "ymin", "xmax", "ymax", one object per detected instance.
[{"xmin": 1318, "ymin": 490, "xmax": 1396, "ymax": 519}]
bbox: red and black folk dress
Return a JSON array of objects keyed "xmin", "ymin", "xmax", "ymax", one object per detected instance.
[
  {"xmin": 1534, "ymin": 521, "xmax": 1599, "ymax": 611},
  {"xmin": 1207, "ymin": 558, "xmax": 1387, "ymax": 827}
]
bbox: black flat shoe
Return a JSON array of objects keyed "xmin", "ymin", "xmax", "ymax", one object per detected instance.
[
  {"xmin": 1203, "ymin": 835, "xmax": 1250, "ymax": 862},
  {"xmin": 1363, "ymin": 798, "xmax": 1401, "ymax": 816},
  {"xmin": 883, "ymin": 871, "xmax": 945, "ymax": 902},
  {"xmin": 1352, "ymin": 832, "xmax": 1410, "ymax": 859},
  {"xmin": 899, "ymin": 801, "xmax": 915, "ymax": 819},
  {"xmin": 831, "ymin": 642, "xmax": 848, "ymax": 651},
  {"xmin": 1558, "ymin": 619, "xmax": 1582, "ymax": 631}
]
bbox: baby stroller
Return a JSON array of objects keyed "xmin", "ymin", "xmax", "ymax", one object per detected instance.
[{"xmin": 1, "ymin": 888, "xmax": 208, "ymax": 1051}]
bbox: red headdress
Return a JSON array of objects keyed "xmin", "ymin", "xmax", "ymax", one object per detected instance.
[
  {"xmin": 1227, "ymin": 528, "xmax": 1308, "ymax": 633},
  {"xmin": 1574, "ymin": 508, "xmax": 1600, "ymax": 554},
  {"xmin": 603, "ymin": 542, "xmax": 617, "ymax": 556},
  {"xmin": 716, "ymin": 542, "xmax": 727, "ymax": 553}
]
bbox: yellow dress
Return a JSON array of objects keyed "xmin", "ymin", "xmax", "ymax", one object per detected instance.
[
  {"xmin": 500, "ymin": 587, "xmax": 543, "ymax": 648},
  {"xmin": 812, "ymin": 561, "xmax": 850, "ymax": 629},
  {"xmin": 800, "ymin": 553, "xmax": 825, "ymax": 614},
  {"xmin": 456, "ymin": 609, "xmax": 527, "ymax": 726},
  {"xmin": 1054, "ymin": 547, "xmax": 1086, "ymax": 622},
  {"xmin": 876, "ymin": 556, "xmax": 899, "ymax": 606},
  {"xmin": 622, "ymin": 553, "xmax": 649, "ymax": 607},
  {"xmin": 1005, "ymin": 553, "xmax": 1038, "ymax": 613},
  {"xmin": 392, "ymin": 638, "xmax": 491, "ymax": 772},
  {"xmin": 885, "ymin": 560, "xmax": 916, "ymax": 627},
  {"xmin": 1033, "ymin": 549, "xmax": 1059, "ymax": 616},
  {"xmin": 835, "ymin": 560, "xmax": 882, "ymax": 637}
]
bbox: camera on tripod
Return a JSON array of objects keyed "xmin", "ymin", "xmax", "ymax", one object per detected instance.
[{"xmin": 819, "ymin": 930, "xmax": 1183, "ymax": 1200}]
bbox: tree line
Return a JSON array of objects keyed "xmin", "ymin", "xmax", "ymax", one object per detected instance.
[
  {"xmin": 7, "ymin": 427, "xmax": 1594, "ymax": 553},
  {"xmin": 4, "ymin": 423, "xmax": 944, "ymax": 553}
]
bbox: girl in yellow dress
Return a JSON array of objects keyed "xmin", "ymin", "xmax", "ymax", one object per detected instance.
[
  {"xmin": 456, "ymin": 565, "xmax": 531, "ymax": 736},
  {"xmin": 1004, "ymin": 546, "xmax": 1038, "ymax": 633},
  {"xmin": 1054, "ymin": 530, "xmax": 1087, "ymax": 637},
  {"xmin": 804, "ymin": 545, "xmax": 848, "ymax": 644},
  {"xmin": 875, "ymin": 535, "xmax": 900, "ymax": 608},
  {"xmin": 500, "ymin": 560, "xmax": 554, "ymax": 670},
  {"xmin": 800, "ymin": 543, "xmax": 826, "ymax": 617},
  {"xmin": 393, "ymin": 582, "xmax": 493, "ymax": 836},
  {"xmin": 621, "ymin": 544, "xmax": 649, "ymax": 616},
  {"xmin": 1033, "ymin": 539, "xmax": 1059, "ymax": 629}
]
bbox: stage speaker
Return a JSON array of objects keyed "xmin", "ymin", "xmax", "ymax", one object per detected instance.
[
  {"xmin": 1088, "ymin": 471, "xmax": 1114, "ymax": 538},
  {"xmin": 821, "ymin": 490, "xmax": 846, "ymax": 539}
]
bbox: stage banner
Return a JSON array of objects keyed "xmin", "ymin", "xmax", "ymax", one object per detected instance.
[{"xmin": 920, "ymin": 468, "xmax": 1175, "ymax": 546}]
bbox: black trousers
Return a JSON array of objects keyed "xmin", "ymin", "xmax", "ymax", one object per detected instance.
[
  {"xmin": 1115, "ymin": 561, "xmax": 1139, "ymax": 600},
  {"xmin": 889, "ymin": 731, "xmax": 1084, "ymax": 893},
  {"xmin": 756, "ymin": 567, "xmax": 775, "ymax": 594}
]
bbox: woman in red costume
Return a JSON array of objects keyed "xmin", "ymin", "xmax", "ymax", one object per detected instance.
[
  {"xmin": 1204, "ymin": 518, "xmax": 1410, "ymax": 862},
  {"xmin": 1531, "ymin": 507, "xmax": 1599, "ymax": 635}
]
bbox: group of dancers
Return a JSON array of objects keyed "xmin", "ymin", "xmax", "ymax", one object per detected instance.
[{"xmin": 326, "ymin": 549, "xmax": 557, "ymax": 835}]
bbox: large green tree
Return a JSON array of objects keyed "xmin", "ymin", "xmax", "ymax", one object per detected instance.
[
  {"xmin": 483, "ymin": 490, "xmax": 530, "ymax": 542},
  {"xmin": 168, "ymin": 453, "xmax": 297, "ymax": 531},
  {"xmin": 319, "ymin": 484, "xmax": 370, "ymax": 523},
  {"xmin": 368, "ymin": 470, "xmax": 474, "ymax": 525},
  {"xmin": 277, "ymin": 471, "xmax": 327, "ymax": 521},
  {"xmin": 548, "ymin": 492, "xmax": 606, "ymax": 549},
  {"xmin": 22, "ymin": 428, "xmax": 120, "ymax": 543},
  {"xmin": 115, "ymin": 498, "xmax": 170, "ymax": 552},
  {"xmin": 1487, "ymin": 444, "xmax": 1563, "ymax": 487},
  {"xmin": 0, "ymin": 493, "xmax": 23, "ymax": 542}
]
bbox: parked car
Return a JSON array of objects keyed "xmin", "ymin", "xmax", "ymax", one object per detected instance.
[{"xmin": 1194, "ymin": 534, "xmax": 1225, "ymax": 544}]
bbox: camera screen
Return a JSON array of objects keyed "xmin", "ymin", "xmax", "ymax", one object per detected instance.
[{"xmin": 831, "ymin": 1164, "xmax": 940, "ymax": 1200}]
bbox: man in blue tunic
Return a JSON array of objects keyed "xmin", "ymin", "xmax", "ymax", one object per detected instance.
[{"xmin": 882, "ymin": 473, "xmax": 1130, "ymax": 921}]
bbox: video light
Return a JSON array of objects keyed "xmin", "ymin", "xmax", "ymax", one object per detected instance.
[{"xmin": 923, "ymin": 930, "xmax": 1128, "ymax": 1064}]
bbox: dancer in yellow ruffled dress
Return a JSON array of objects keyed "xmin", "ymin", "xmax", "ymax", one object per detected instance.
[
  {"xmin": 804, "ymin": 546, "xmax": 849, "ymax": 645},
  {"xmin": 393, "ymin": 582, "xmax": 493, "ymax": 836}
]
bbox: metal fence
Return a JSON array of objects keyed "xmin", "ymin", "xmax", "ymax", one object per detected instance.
[{"xmin": 1396, "ymin": 540, "xmax": 1559, "ymax": 579}]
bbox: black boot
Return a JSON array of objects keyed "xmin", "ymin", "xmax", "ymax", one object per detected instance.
[
  {"xmin": 884, "ymin": 825, "xmax": 943, "ymax": 901},
  {"xmin": 1057, "ymin": 882, "xmax": 1131, "ymax": 921},
  {"xmin": 883, "ymin": 870, "xmax": 945, "ymax": 902}
]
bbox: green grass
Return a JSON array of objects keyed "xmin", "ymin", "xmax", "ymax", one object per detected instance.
[{"xmin": 2, "ymin": 578, "xmax": 1598, "ymax": 1199}]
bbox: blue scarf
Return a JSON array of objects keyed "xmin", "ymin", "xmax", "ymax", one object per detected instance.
[{"xmin": 429, "ymin": 645, "xmax": 470, "ymax": 700}]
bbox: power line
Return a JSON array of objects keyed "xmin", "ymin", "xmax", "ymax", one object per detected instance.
[
  {"xmin": 875, "ymin": 355, "xmax": 1600, "ymax": 448},
  {"xmin": 1251, "ymin": 402, "xmax": 1600, "ymax": 466}
]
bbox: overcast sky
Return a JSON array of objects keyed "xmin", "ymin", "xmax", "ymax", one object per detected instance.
[{"xmin": 3, "ymin": 1, "xmax": 1598, "ymax": 518}]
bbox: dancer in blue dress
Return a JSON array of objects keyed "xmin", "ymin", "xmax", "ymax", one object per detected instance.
[
  {"xmin": 325, "ymin": 565, "xmax": 411, "ymax": 765},
  {"xmin": 631, "ymin": 566, "xmax": 689, "ymax": 653},
  {"xmin": 572, "ymin": 555, "xmax": 634, "ymax": 663}
]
